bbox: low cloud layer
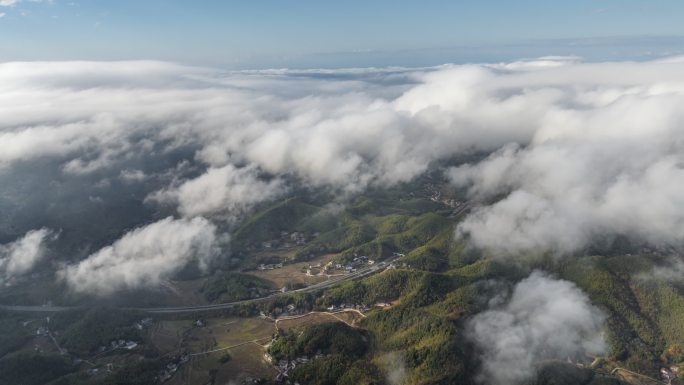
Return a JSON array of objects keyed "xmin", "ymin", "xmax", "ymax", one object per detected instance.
[
  {"xmin": 149, "ymin": 164, "xmax": 285, "ymax": 221},
  {"xmin": 0, "ymin": 228, "xmax": 55, "ymax": 283},
  {"xmin": 3, "ymin": 57, "xmax": 684, "ymax": 291},
  {"xmin": 467, "ymin": 271, "xmax": 606, "ymax": 385},
  {"xmin": 438, "ymin": 58, "xmax": 684, "ymax": 255},
  {"xmin": 647, "ymin": 256, "xmax": 684, "ymax": 282},
  {"xmin": 382, "ymin": 352, "xmax": 408, "ymax": 385},
  {"xmin": 58, "ymin": 217, "xmax": 219, "ymax": 295}
]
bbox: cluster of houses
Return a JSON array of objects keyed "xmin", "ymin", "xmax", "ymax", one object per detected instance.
[
  {"xmin": 316, "ymin": 255, "xmax": 378, "ymax": 276},
  {"xmin": 265, "ymin": 300, "xmax": 380, "ymax": 319},
  {"xmin": 96, "ymin": 339, "xmax": 138, "ymax": 354},
  {"xmin": 109, "ymin": 339, "xmax": 138, "ymax": 351},
  {"xmin": 327, "ymin": 303, "xmax": 370, "ymax": 312},
  {"xmin": 304, "ymin": 256, "xmax": 377, "ymax": 276},
  {"xmin": 261, "ymin": 231, "xmax": 309, "ymax": 250},
  {"xmin": 268, "ymin": 351, "xmax": 326, "ymax": 383},
  {"xmin": 426, "ymin": 183, "xmax": 462, "ymax": 209},
  {"xmin": 345, "ymin": 255, "xmax": 375, "ymax": 272},
  {"xmin": 87, "ymin": 367, "xmax": 102, "ymax": 376},
  {"xmin": 29, "ymin": 316, "xmax": 51, "ymax": 336},
  {"xmin": 36, "ymin": 326, "xmax": 49, "ymax": 336},
  {"xmin": 288, "ymin": 232, "xmax": 307, "ymax": 246},
  {"xmin": 326, "ymin": 302, "xmax": 392, "ymax": 312},
  {"xmin": 388, "ymin": 252, "xmax": 411, "ymax": 269},
  {"xmin": 133, "ymin": 317, "xmax": 153, "ymax": 331},
  {"xmin": 303, "ymin": 253, "xmax": 406, "ymax": 278},
  {"xmin": 661, "ymin": 366, "xmax": 680, "ymax": 384},
  {"xmin": 261, "ymin": 304, "xmax": 305, "ymax": 318},
  {"xmin": 387, "ymin": 262, "xmax": 406, "ymax": 270},
  {"xmin": 30, "ymin": 317, "xmax": 68, "ymax": 355},
  {"xmin": 92, "ymin": 319, "xmax": 153, "ymax": 354},
  {"xmin": 283, "ymin": 304, "xmax": 303, "ymax": 316},
  {"xmin": 305, "ymin": 262, "xmax": 324, "ymax": 276},
  {"xmin": 158, "ymin": 355, "xmax": 190, "ymax": 383},
  {"xmin": 258, "ymin": 262, "xmax": 284, "ymax": 271},
  {"xmin": 87, "ymin": 363, "xmax": 116, "ymax": 376}
]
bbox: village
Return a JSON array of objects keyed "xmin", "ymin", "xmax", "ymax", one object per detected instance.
[
  {"xmin": 20, "ymin": 315, "xmax": 158, "ymax": 380},
  {"xmin": 259, "ymin": 231, "xmax": 309, "ymax": 251},
  {"xmin": 3, "ymin": 231, "xmax": 413, "ymax": 385}
]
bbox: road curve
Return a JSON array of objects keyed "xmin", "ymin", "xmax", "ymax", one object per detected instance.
[{"xmin": 0, "ymin": 259, "xmax": 396, "ymax": 314}]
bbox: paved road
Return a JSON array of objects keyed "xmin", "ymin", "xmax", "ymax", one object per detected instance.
[
  {"xmin": 1, "ymin": 198, "xmax": 471, "ymax": 315},
  {"xmin": 0, "ymin": 258, "xmax": 397, "ymax": 315}
]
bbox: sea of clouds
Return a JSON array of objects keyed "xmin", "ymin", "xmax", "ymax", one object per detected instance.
[{"xmin": 2, "ymin": 57, "xmax": 684, "ymax": 292}]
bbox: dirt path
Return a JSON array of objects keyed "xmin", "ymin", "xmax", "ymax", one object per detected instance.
[
  {"xmin": 188, "ymin": 337, "xmax": 272, "ymax": 357},
  {"xmin": 268, "ymin": 309, "xmax": 366, "ymax": 331},
  {"xmin": 611, "ymin": 367, "xmax": 666, "ymax": 385}
]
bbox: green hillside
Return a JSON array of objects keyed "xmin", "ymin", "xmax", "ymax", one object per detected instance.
[
  {"xmin": 5, "ymin": 188, "xmax": 684, "ymax": 385},
  {"xmin": 232, "ymin": 197, "xmax": 319, "ymax": 249}
]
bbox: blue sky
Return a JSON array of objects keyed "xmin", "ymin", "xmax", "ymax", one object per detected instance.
[{"xmin": 2, "ymin": 0, "xmax": 684, "ymax": 68}]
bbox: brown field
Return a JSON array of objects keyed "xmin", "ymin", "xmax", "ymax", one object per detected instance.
[
  {"xmin": 159, "ymin": 253, "xmax": 344, "ymax": 307},
  {"xmin": 276, "ymin": 312, "xmax": 343, "ymax": 332},
  {"xmin": 612, "ymin": 368, "xmax": 665, "ymax": 385},
  {"xmin": 167, "ymin": 355, "xmax": 213, "ymax": 385},
  {"xmin": 159, "ymin": 317, "xmax": 277, "ymax": 385},
  {"xmin": 150, "ymin": 317, "xmax": 275, "ymax": 357},
  {"xmin": 147, "ymin": 320, "xmax": 194, "ymax": 356},
  {"xmin": 332, "ymin": 310, "xmax": 364, "ymax": 326},
  {"xmin": 213, "ymin": 342, "xmax": 277, "ymax": 384},
  {"xmin": 199, "ymin": 317, "xmax": 274, "ymax": 350},
  {"xmin": 169, "ymin": 342, "xmax": 276, "ymax": 385},
  {"xmin": 248, "ymin": 253, "xmax": 341, "ymax": 288}
]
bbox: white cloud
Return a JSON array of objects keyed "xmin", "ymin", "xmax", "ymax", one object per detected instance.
[
  {"xmin": 383, "ymin": 352, "xmax": 408, "ymax": 385},
  {"xmin": 119, "ymin": 169, "xmax": 147, "ymax": 183},
  {"xmin": 0, "ymin": 61, "xmax": 510, "ymax": 192},
  {"xmin": 0, "ymin": 229, "xmax": 56, "ymax": 282},
  {"xmin": 437, "ymin": 60, "xmax": 684, "ymax": 255},
  {"xmin": 58, "ymin": 217, "xmax": 219, "ymax": 295},
  {"xmin": 148, "ymin": 164, "xmax": 285, "ymax": 220},
  {"xmin": 467, "ymin": 271, "xmax": 606, "ymax": 385},
  {"xmin": 4, "ymin": 58, "xmax": 684, "ymax": 258},
  {"xmin": 1, "ymin": 0, "xmax": 55, "ymax": 5},
  {"xmin": 647, "ymin": 256, "xmax": 684, "ymax": 282}
]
